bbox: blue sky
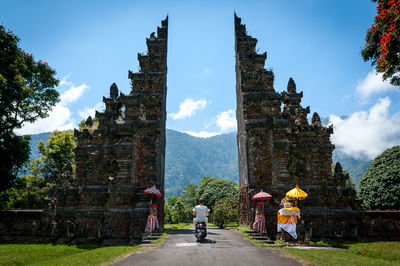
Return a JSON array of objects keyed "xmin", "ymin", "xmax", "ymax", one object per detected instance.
[{"xmin": 3, "ymin": 0, "xmax": 400, "ymax": 160}]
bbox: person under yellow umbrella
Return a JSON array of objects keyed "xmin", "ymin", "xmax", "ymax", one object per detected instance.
[{"xmin": 277, "ymin": 185, "xmax": 308, "ymax": 240}]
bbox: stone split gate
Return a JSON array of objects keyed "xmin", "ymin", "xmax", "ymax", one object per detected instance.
[{"xmin": 1, "ymin": 15, "xmax": 400, "ymax": 245}]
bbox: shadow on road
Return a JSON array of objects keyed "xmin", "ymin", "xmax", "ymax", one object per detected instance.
[
  {"xmin": 168, "ymin": 229, "xmax": 194, "ymax": 235},
  {"xmin": 200, "ymin": 239, "xmax": 216, "ymax": 244},
  {"xmin": 168, "ymin": 229, "xmax": 221, "ymax": 236}
]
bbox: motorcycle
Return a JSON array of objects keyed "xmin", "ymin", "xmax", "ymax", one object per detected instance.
[{"xmin": 194, "ymin": 221, "xmax": 207, "ymax": 242}]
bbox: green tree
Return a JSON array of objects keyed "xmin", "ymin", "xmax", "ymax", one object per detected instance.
[
  {"xmin": 197, "ymin": 177, "xmax": 239, "ymax": 212},
  {"xmin": 164, "ymin": 196, "xmax": 192, "ymax": 223},
  {"xmin": 212, "ymin": 195, "xmax": 238, "ymax": 228},
  {"xmin": 37, "ymin": 130, "xmax": 76, "ymax": 186},
  {"xmin": 0, "ymin": 24, "xmax": 59, "ymax": 191},
  {"xmin": 0, "ymin": 174, "xmax": 48, "ymax": 209},
  {"xmin": 358, "ymin": 146, "xmax": 400, "ymax": 209},
  {"xmin": 164, "ymin": 202, "xmax": 173, "ymax": 223},
  {"xmin": 172, "ymin": 199, "xmax": 188, "ymax": 224},
  {"xmin": 181, "ymin": 183, "xmax": 198, "ymax": 207},
  {"xmin": 0, "ymin": 158, "xmax": 48, "ymax": 209},
  {"xmin": 362, "ymin": 0, "xmax": 400, "ymax": 85},
  {"xmin": 0, "ymin": 131, "xmax": 76, "ymax": 209},
  {"xmin": 197, "ymin": 176, "xmax": 217, "ymax": 200}
]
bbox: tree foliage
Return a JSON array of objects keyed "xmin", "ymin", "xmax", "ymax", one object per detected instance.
[
  {"xmin": 358, "ymin": 145, "xmax": 400, "ymax": 209},
  {"xmin": 181, "ymin": 183, "xmax": 198, "ymax": 207},
  {"xmin": 212, "ymin": 195, "xmax": 238, "ymax": 228},
  {"xmin": 164, "ymin": 195, "xmax": 192, "ymax": 223},
  {"xmin": 0, "ymin": 24, "xmax": 59, "ymax": 191},
  {"xmin": 197, "ymin": 177, "xmax": 239, "ymax": 211},
  {"xmin": 164, "ymin": 178, "xmax": 239, "ymax": 224},
  {"xmin": 362, "ymin": 0, "xmax": 400, "ymax": 85},
  {"xmin": 0, "ymin": 131, "xmax": 76, "ymax": 209},
  {"xmin": 0, "ymin": 174, "xmax": 48, "ymax": 209},
  {"xmin": 0, "ymin": 134, "xmax": 30, "ymax": 191},
  {"xmin": 37, "ymin": 130, "xmax": 76, "ymax": 185}
]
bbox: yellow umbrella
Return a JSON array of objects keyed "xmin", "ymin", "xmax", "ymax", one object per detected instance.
[{"xmin": 286, "ymin": 185, "xmax": 308, "ymax": 200}]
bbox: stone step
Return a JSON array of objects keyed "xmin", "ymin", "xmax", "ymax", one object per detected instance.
[
  {"xmin": 249, "ymin": 233, "xmax": 266, "ymax": 236},
  {"xmin": 139, "ymin": 243, "xmax": 155, "ymax": 247},
  {"xmin": 252, "ymin": 236, "xmax": 269, "ymax": 240},
  {"xmin": 146, "ymin": 235, "xmax": 161, "ymax": 240}
]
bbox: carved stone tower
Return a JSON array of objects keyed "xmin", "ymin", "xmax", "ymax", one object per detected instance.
[
  {"xmin": 54, "ymin": 17, "xmax": 168, "ymax": 245},
  {"xmin": 235, "ymin": 14, "xmax": 358, "ymax": 238}
]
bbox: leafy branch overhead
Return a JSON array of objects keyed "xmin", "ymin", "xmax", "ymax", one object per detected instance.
[
  {"xmin": 0, "ymin": 24, "xmax": 59, "ymax": 191},
  {"xmin": 362, "ymin": 0, "xmax": 400, "ymax": 85}
]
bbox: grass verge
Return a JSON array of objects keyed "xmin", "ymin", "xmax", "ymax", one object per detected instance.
[
  {"xmin": 231, "ymin": 225, "xmax": 400, "ymax": 265},
  {"xmin": 164, "ymin": 223, "xmax": 193, "ymax": 230},
  {"xmin": 0, "ymin": 224, "xmax": 186, "ymax": 266},
  {"xmin": 0, "ymin": 244, "xmax": 139, "ymax": 266},
  {"xmin": 285, "ymin": 241, "xmax": 400, "ymax": 266}
]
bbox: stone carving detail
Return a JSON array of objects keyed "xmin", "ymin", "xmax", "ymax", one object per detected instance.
[
  {"xmin": 52, "ymin": 16, "xmax": 168, "ymax": 245},
  {"xmin": 234, "ymin": 14, "xmax": 356, "ymax": 228}
]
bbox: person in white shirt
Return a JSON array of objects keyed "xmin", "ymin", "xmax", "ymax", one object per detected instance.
[{"xmin": 193, "ymin": 198, "xmax": 210, "ymax": 226}]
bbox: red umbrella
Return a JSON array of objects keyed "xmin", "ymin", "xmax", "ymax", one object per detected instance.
[
  {"xmin": 144, "ymin": 185, "xmax": 162, "ymax": 198},
  {"xmin": 252, "ymin": 190, "xmax": 272, "ymax": 201}
]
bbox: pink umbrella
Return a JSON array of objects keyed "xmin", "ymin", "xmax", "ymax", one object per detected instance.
[
  {"xmin": 144, "ymin": 185, "xmax": 162, "ymax": 198},
  {"xmin": 252, "ymin": 189, "xmax": 272, "ymax": 201}
]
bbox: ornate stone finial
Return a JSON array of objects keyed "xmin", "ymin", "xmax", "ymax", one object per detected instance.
[
  {"xmin": 312, "ymin": 112, "xmax": 322, "ymax": 127},
  {"xmin": 334, "ymin": 162, "xmax": 343, "ymax": 175},
  {"xmin": 295, "ymin": 112, "xmax": 308, "ymax": 126},
  {"xmin": 287, "ymin": 77, "xmax": 296, "ymax": 93},
  {"xmin": 110, "ymin": 83, "xmax": 118, "ymax": 99},
  {"xmin": 85, "ymin": 116, "xmax": 93, "ymax": 127},
  {"xmin": 150, "ymin": 32, "xmax": 156, "ymax": 40}
]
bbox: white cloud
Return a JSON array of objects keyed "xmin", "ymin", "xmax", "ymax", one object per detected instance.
[
  {"xmin": 60, "ymin": 83, "xmax": 88, "ymax": 104},
  {"xmin": 356, "ymin": 70, "xmax": 396, "ymax": 100},
  {"xmin": 169, "ymin": 98, "xmax": 207, "ymax": 120},
  {"xmin": 78, "ymin": 102, "xmax": 105, "ymax": 119},
  {"xmin": 182, "ymin": 109, "xmax": 237, "ymax": 138},
  {"xmin": 59, "ymin": 76, "xmax": 72, "ymax": 86},
  {"xmin": 16, "ymin": 104, "xmax": 74, "ymax": 135},
  {"xmin": 216, "ymin": 109, "xmax": 237, "ymax": 133},
  {"xmin": 17, "ymin": 80, "xmax": 89, "ymax": 135},
  {"xmin": 184, "ymin": 130, "xmax": 220, "ymax": 138},
  {"xmin": 329, "ymin": 97, "xmax": 400, "ymax": 160}
]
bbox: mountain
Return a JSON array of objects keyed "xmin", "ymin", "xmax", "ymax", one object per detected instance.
[
  {"xmin": 332, "ymin": 151, "xmax": 371, "ymax": 189},
  {"xmin": 165, "ymin": 130, "xmax": 238, "ymax": 196},
  {"xmin": 25, "ymin": 129, "xmax": 370, "ymax": 196},
  {"xmin": 25, "ymin": 130, "xmax": 239, "ymax": 197}
]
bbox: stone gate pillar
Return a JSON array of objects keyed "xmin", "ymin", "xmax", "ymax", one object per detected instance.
[
  {"xmin": 234, "ymin": 14, "xmax": 357, "ymax": 238},
  {"xmin": 53, "ymin": 17, "xmax": 168, "ymax": 245}
]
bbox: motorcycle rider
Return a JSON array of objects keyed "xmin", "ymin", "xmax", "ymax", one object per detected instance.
[{"xmin": 193, "ymin": 198, "xmax": 210, "ymax": 226}]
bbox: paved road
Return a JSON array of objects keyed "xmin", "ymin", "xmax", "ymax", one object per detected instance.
[{"xmin": 113, "ymin": 228, "xmax": 301, "ymax": 266}]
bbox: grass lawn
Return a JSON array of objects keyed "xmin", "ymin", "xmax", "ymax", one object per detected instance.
[
  {"xmin": 0, "ymin": 223, "xmax": 192, "ymax": 265},
  {"xmin": 0, "ymin": 225, "xmax": 178, "ymax": 266},
  {"xmin": 0, "ymin": 244, "xmax": 140, "ymax": 266},
  {"xmin": 164, "ymin": 223, "xmax": 193, "ymax": 230},
  {"xmin": 233, "ymin": 225, "xmax": 400, "ymax": 265},
  {"xmin": 285, "ymin": 241, "xmax": 400, "ymax": 266}
]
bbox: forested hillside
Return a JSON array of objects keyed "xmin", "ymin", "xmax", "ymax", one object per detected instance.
[
  {"xmin": 26, "ymin": 129, "xmax": 369, "ymax": 196},
  {"xmin": 165, "ymin": 130, "xmax": 238, "ymax": 196}
]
